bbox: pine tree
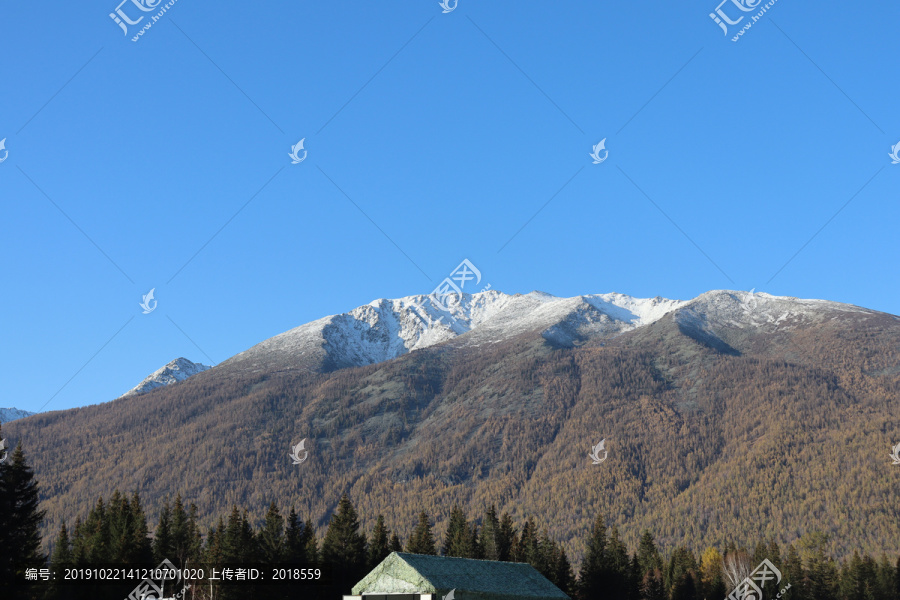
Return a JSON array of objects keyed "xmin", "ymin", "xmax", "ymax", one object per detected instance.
[
  {"xmin": 667, "ymin": 547, "xmax": 699, "ymax": 600},
  {"xmin": 83, "ymin": 496, "xmax": 110, "ymax": 563},
  {"xmin": 514, "ymin": 517, "xmax": 539, "ymax": 564},
  {"xmin": 497, "ymin": 512, "xmax": 516, "ymax": 562},
  {"xmin": 442, "ymin": 505, "xmax": 473, "ymax": 557},
  {"xmin": 259, "ymin": 502, "xmax": 285, "ymax": 564},
  {"xmin": 285, "ymin": 506, "xmax": 306, "ymax": 565},
  {"xmin": 873, "ymin": 554, "xmax": 896, "ymax": 600},
  {"xmin": 406, "ymin": 511, "xmax": 437, "ymax": 555},
  {"xmin": 642, "ymin": 569, "xmax": 667, "ymax": 600},
  {"xmin": 0, "ymin": 442, "xmax": 47, "ymax": 596},
  {"xmin": 128, "ymin": 492, "xmax": 154, "ymax": 565},
  {"xmin": 637, "ymin": 530, "xmax": 663, "ymax": 578},
  {"xmin": 577, "ymin": 513, "xmax": 609, "ymax": 600},
  {"xmin": 322, "ymin": 493, "xmax": 367, "ymax": 593},
  {"xmin": 784, "ymin": 544, "xmax": 806, "ymax": 600},
  {"xmin": 389, "ymin": 533, "xmax": 402, "ymax": 553},
  {"xmin": 51, "ymin": 523, "xmax": 73, "ymax": 566},
  {"xmin": 303, "ymin": 518, "xmax": 319, "ymax": 565},
  {"xmin": 367, "ymin": 515, "xmax": 391, "ymax": 569},
  {"xmin": 479, "ymin": 506, "xmax": 501, "ymax": 561},
  {"xmin": 607, "ymin": 527, "xmax": 631, "ymax": 600},
  {"xmin": 554, "ymin": 546, "xmax": 577, "ymax": 599},
  {"xmin": 153, "ymin": 498, "xmax": 173, "ymax": 564}
]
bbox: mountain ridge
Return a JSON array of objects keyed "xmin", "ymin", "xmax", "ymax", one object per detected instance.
[{"xmin": 4, "ymin": 287, "xmax": 898, "ymax": 562}]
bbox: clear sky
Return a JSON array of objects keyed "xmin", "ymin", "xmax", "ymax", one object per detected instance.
[{"xmin": 1, "ymin": 1, "xmax": 897, "ymax": 414}]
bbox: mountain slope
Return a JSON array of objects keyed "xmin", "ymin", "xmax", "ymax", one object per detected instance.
[
  {"xmin": 0, "ymin": 407, "xmax": 36, "ymax": 423},
  {"xmin": 121, "ymin": 357, "xmax": 212, "ymax": 397},
  {"xmin": 5, "ymin": 289, "xmax": 899, "ymax": 562},
  {"xmin": 219, "ymin": 290, "xmax": 686, "ymax": 374}
]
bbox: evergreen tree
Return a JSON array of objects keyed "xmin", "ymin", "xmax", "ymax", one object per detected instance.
[
  {"xmin": 285, "ymin": 506, "xmax": 308, "ymax": 565},
  {"xmin": 389, "ymin": 532, "xmax": 403, "ymax": 553},
  {"xmin": 304, "ymin": 518, "xmax": 319, "ymax": 565},
  {"xmin": 51, "ymin": 522, "xmax": 73, "ymax": 566},
  {"xmin": 637, "ymin": 530, "xmax": 663, "ymax": 577},
  {"xmin": 641, "ymin": 569, "xmax": 667, "ymax": 600},
  {"xmin": 514, "ymin": 517, "xmax": 539, "ymax": 564},
  {"xmin": 497, "ymin": 512, "xmax": 516, "ymax": 562},
  {"xmin": 577, "ymin": 513, "xmax": 609, "ymax": 600},
  {"xmin": 259, "ymin": 501, "xmax": 286, "ymax": 564},
  {"xmin": 873, "ymin": 554, "xmax": 897, "ymax": 600},
  {"xmin": 607, "ymin": 527, "xmax": 631, "ymax": 600},
  {"xmin": 0, "ymin": 442, "xmax": 47, "ymax": 598},
  {"xmin": 667, "ymin": 547, "xmax": 699, "ymax": 600},
  {"xmin": 128, "ymin": 492, "xmax": 154, "ymax": 565},
  {"xmin": 479, "ymin": 506, "xmax": 501, "ymax": 561},
  {"xmin": 784, "ymin": 544, "xmax": 806, "ymax": 600},
  {"xmin": 322, "ymin": 494, "xmax": 367, "ymax": 593},
  {"xmin": 83, "ymin": 496, "xmax": 110, "ymax": 563},
  {"xmin": 367, "ymin": 515, "xmax": 391, "ymax": 569},
  {"xmin": 153, "ymin": 498, "xmax": 173, "ymax": 564},
  {"xmin": 554, "ymin": 546, "xmax": 577, "ymax": 599},
  {"xmin": 442, "ymin": 505, "xmax": 473, "ymax": 557},
  {"xmin": 802, "ymin": 533, "xmax": 838, "ymax": 600},
  {"xmin": 406, "ymin": 511, "xmax": 437, "ymax": 555}
]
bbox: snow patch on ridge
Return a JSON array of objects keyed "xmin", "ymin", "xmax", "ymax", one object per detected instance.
[{"xmin": 122, "ymin": 357, "xmax": 212, "ymax": 397}]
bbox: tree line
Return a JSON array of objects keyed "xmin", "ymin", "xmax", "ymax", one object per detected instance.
[{"xmin": 3, "ymin": 422, "xmax": 900, "ymax": 600}]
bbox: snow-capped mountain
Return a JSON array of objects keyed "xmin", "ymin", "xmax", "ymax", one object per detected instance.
[
  {"xmin": 122, "ymin": 357, "xmax": 212, "ymax": 397},
  {"xmin": 220, "ymin": 289, "xmax": 877, "ymax": 374},
  {"xmin": 0, "ymin": 407, "xmax": 36, "ymax": 423}
]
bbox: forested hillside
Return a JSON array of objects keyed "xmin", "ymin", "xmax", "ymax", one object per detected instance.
[{"xmin": 5, "ymin": 299, "xmax": 900, "ymax": 563}]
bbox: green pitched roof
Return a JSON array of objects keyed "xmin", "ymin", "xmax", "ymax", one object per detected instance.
[{"xmin": 352, "ymin": 552, "xmax": 570, "ymax": 600}]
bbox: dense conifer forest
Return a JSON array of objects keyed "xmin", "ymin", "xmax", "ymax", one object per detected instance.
[{"xmin": 2, "ymin": 429, "xmax": 899, "ymax": 600}]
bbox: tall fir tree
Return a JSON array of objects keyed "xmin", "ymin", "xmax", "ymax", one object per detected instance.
[
  {"xmin": 497, "ymin": 512, "xmax": 516, "ymax": 562},
  {"xmin": 259, "ymin": 501, "xmax": 286, "ymax": 564},
  {"xmin": 322, "ymin": 494, "xmax": 367, "ymax": 593},
  {"xmin": 389, "ymin": 532, "xmax": 403, "ymax": 553},
  {"xmin": 479, "ymin": 506, "xmax": 501, "ymax": 561},
  {"xmin": 577, "ymin": 513, "xmax": 609, "ymax": 600},
  {"xmin": 407, "ymin": 511, "xmax": 437, "ymax": 555},
  {"xmin": 637, "ymin": 531, "xmax": 663, "ymax": 578},
  {"xmin": 0, "ymin": 441, "xmax": 47, "ymax": 599},
  {"xmin": 442, "ymin": 505, "xmax": 473, "ymax": 557},
  {"xmin": 367, "ymin": 515, "xmax": 391, "ymax": 569}
]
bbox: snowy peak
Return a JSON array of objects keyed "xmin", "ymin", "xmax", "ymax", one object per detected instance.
[
  {"xmin": 221, "ymin": 290, "xmax": 689, "ymax": 373},
  {"xmin": 218, "ymin": 289, "xmax": 883, "ymax": 376},
  {"xmin": 0, "ymin": 407, "xmax": 37, "ymax": 423},
  {"xmin": 122, "ymin": 357, "xmax": 212, "ymax": 397},
  {"xmin": 675, "ymin": 290, "xmax": 874, "ymax": 332}
]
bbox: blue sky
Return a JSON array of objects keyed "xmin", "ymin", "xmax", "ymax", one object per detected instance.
[{"xmin": 1, "ymin": 0, "xmax": 897, "ymax": 414}]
